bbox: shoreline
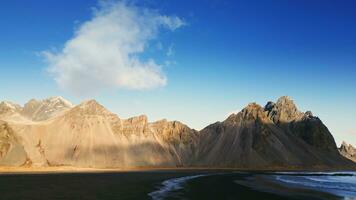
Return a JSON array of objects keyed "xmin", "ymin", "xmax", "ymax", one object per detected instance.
[
  {"xmin": 0, "ymin": 166, "xmax": 355, "ymax": 174},
  {"xmin": 235, "ymin": 174, "xmax": 342, "ymax": 200}
]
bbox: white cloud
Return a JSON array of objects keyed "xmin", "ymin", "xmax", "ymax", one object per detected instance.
[{"xmin": 43, "ymin": 1, "xmax": 185, "ymax": 95}]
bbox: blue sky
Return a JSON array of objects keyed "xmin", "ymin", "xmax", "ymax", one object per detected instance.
[{"xmin": 1, "ymin": 0, "xmax": 356, "ymax": 146}]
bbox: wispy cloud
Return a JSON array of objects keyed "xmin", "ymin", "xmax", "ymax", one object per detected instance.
[{"xmin": 43, "ymin": 1, "xmax": 185, "ymax": 95}]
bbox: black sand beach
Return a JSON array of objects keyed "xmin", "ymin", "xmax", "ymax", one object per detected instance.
[{"xmin": 0, "ymin": 170, "xmax": 345, "ymax": 200}]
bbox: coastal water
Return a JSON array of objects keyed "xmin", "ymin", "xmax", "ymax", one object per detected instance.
[
  {"xmin": 271, "ymin": 172, "xmax": 356, "ymax": 199},
  {"xmin": 148, "ymin": 171, "xmax": 356, "ymax": 200},
  {"xmin": 0, "ymin": 170, "xmax": 355, "ymax": 200},
  {"xmin": 149, "ymin": 171, "xmax": 356, "ymax": 200}
]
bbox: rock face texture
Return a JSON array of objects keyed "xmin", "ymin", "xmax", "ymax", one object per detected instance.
[
  {"xmin": 339, "ymin": 142, "xmax": 356, "ymax": 162},
  {"xmin": 0, "ymin": 121, "xmax": 28, "ymax": 166},
  {"xmin": 0, "ymin": 96, "xmax": 354, "ymax": 169}
]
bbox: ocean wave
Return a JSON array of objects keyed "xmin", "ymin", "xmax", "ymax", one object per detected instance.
[
  {"xmin": 274, "ymin": 174, "xmax": 356, "ymax": 198},
  {"xmin": 272, "ymin": 171, "xmax": 356, "ymax": 177},
  {"xmin": 305, "ymin": 176, "xmax": 356, "ymax": 185},
  {"xmin": 148, "ymin": 174, "xmax": 208, "ymax": 200}
]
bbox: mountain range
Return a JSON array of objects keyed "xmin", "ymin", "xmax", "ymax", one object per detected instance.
[{"xmin": 0, "ymin": 96, "xmax": 354, "ymax": 169}]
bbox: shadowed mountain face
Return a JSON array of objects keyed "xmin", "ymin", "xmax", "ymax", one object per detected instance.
[
  {"xmin": 264, "ymin": 97, "xmax": 338, "ymax": 153},
  {"xmin": 0, "ymin": 96, "xmax": 354, "ymax": 169},
  {"xmin": 196, "ymin": 97, "xmax": 351, "ymax": 169}
]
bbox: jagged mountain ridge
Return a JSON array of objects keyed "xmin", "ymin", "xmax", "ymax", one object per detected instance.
[
  {"xmin": 22, "ymin": 96, "xmax": 73, "ymax": 121},
  {"xmin": 0, "ymin": 98, "xmax": 197, "ymax": 167},
  {"xmin": 0, "ymin": 96, "xmax": 354, "ymax": 169},
  {"xmin": 0, "ymin": 96, "xmax": 73, "ymax": 122},
  {"xmin": 0, "ymin": 101, "xmax": 22, "ymax": 114},
  {"xmin": 195, "ymin": 98, "xmax": 349, "ymax": 168}
]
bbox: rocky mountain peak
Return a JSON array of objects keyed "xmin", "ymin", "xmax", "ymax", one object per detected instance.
[
  {"xmin": 339, "ymin": 141, "xmax": 356, "ymax": 162},
  {"xmin": 125, "ymin": 115, "xmax": 148, "ymax": 124},
  {"xmin": 340, "ymin": 141, "xmax": 354, "ymax": 151},
  {"xmin": 22, "ymin": 96, "xmax": 73, "ymax": 121},
  {"xmin": 78, "ymin": 99, "xmax": 100, "ymax": 107},
  {"xmin": 304, "ymin": 111, "xmax": 314, "ymax": 117},
  {"xmin": 225, "ymin": 103, "xmax": 271, "ymax": 125},
  {"xmin": 0, "ymin": 101, "xmax": 22, "ymax": 115},
  {"xmin": 301, "ymin": 110, "xmax": 319, "ymax": 121},
  {"xmin": 240, "ymin": 103, "xmax": 267, "ymax": 121},
  {"xmin": 150, "ymin": 119, "xmax": 192, "ymax": 133},
  {"xmin": 264, "ymin": 96, "xmax": 302, "ymax": 124},
  {"xmin": 27, "ymin": 99, "xmax": 38, "ymax": 104},
  {"xmin": 71, "ymin": 100, "xmax": 113, "ymax": 116},
  {"xmin": 275, "ymin": 96, "xmax": 300, "ymax": 115},
  {"xmin": 150, "ymin": 119, "xmax": 197, "ymax": 144},
  {"xmin": 45, "ymin": 96, "xmax": 73, "ymax": 108},
  {"xmin": 341, "ymin": 141, "xmax": 349, "ymax": 147},
  {"xmin": 276, "ymin": 95, "xmax": 293, "ymax": 103}
]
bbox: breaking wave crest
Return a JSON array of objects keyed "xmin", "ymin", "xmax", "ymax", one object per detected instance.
[{"xmin": 148, "ymin": 174, "xmax": 208, "ymax": 200}]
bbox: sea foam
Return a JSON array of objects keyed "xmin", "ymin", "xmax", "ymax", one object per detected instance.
[{"xmin": 148, "ymin": 174, "xmax": 208, "ymax": 200}]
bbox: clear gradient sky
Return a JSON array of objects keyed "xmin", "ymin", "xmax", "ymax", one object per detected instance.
[{"xmin": 1, "ymin": 0, "xmax": 355, "ymax": 146}]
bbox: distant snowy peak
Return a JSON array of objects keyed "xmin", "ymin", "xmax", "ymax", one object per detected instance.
[
  {"xmin": 68, "ymin": 99, "xmax": 115, "ymax": 117},
  {"xmin": 45, "ymin": 96, "xmax": 73, "ymax": 108},
  {"xmin": 22, "ymin": 96, "xmax": 73, "ymax": 121},
  {"xmin": 0, "ymin": 97, "xmax": 74, "ymax": 122}
]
